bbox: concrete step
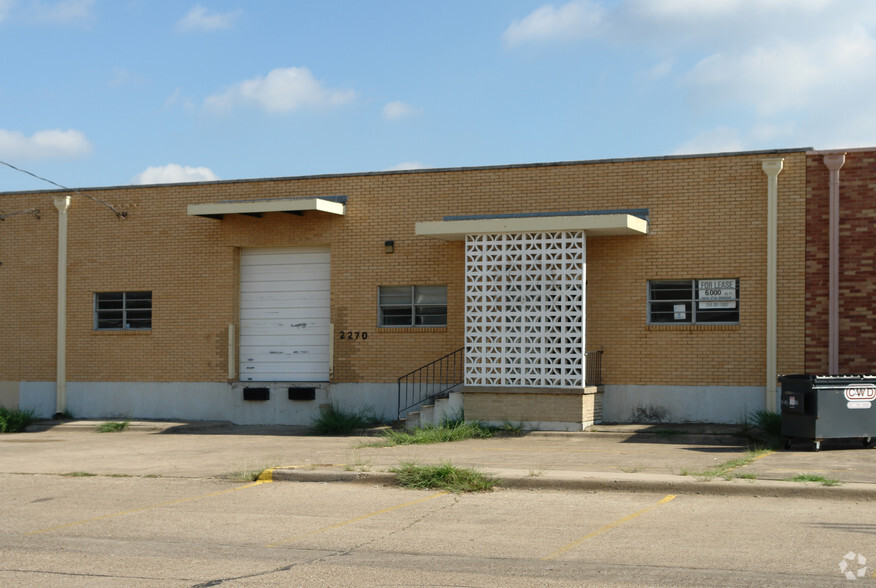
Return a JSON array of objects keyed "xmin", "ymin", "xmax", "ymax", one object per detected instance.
[
  {"xmin": 419, "ymin": 404, "xmax": 435, "ymax": 427},
  {"xmin": 433, "ymin": 397, "xmax": 449, "ymax": 424},
  {"xmin": 404, "ymin": 411, "xmax": 420, "ymax": 429},
  {"xmin": 434, "ymin": 391, "xmax": 463, "ymax": 424},
  {"xmin": 447, "ymin": 391, "xmax": 463, "ymax": 420}
]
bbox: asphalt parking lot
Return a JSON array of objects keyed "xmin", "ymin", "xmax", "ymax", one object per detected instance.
[
  {"xmin": 2, "ymin": 473, "xmax": 873, "ymax": 586},
  {"xmin": 2, "ymin": 421, "xmax": 875, "ymax": 586}
]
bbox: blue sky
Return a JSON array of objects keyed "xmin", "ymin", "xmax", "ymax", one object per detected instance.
[{"xmin": 2, "ymin": 0, "xmax": 876, "ymax": 192}]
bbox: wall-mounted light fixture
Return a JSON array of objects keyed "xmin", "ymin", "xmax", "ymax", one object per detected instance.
[{"xmin": 384, "ymin": 240, "xmax": 395, "ymax": 254}]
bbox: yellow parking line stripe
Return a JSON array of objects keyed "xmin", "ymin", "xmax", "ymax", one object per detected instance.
[
  {"xmin": 26, "ymin": 479, "xmax": 271, "ymax": 536},
  {"xmin": 266, "ymin": 491, "xmax": 449, "ymax": 548},
  {"xmin": 724, "ymin": 450, "xmax": 774, "ymax": 475},
  {"xmin": 541, "ymin": 494, "xmax": 677, "ymax": 561}
]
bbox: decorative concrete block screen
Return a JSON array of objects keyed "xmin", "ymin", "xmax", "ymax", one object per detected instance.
[{"xmin": 465, "ymin": 231, "xmax": 585, "ymax": 388}]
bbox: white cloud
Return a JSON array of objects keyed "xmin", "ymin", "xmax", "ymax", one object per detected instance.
[
  {"xmin": 386, "ymin": 161, "xmax": 427, "ymax": 171},
  {"xmin": 164, "ymin": 88, "xmax": 195, "ymax": 110},
  {"xmin": 630, "ymin": 0, "xmax": 833, "ymax": 22},
  {"xmin": 647, "ymin": 58, "xmax": 674, "ymax": 79},
  {"xmin": 32, "ymin": 0, "xmax": 94, "ymax": 24},
  {"xmin": 176, "ymin": 5, "xmax": 241, "ymax": 32},
  {"xmin": 0, "ymin": 128, "xmax": 92, "ymax": 159},
  {"xmin": 0, "ymin": 0, "xmax": 15, "ymax": 23},
  {"xmin": 686, "ymin": 27, "xmax": 876, "ymax": 118},
  {"xmin": 501, "ymin": 0, "xmax": 876, "ymax": 150},
  {"xmin": 132, "ymin": 164, "xmax": 219, "ymax": 185},
  {"xmin": 382, "ymin": 101, "xmax": 422, "ymax": 121},
  {"xmin": 503, "ymin": 1, "xmax": 605, "ymax": 47},
  {"xmin": 204, "ymin": 67, "xmax": 356, "ymax": 115}
]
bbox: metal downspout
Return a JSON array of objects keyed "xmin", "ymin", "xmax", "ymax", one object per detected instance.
[
  {"xmin": 762, "ymin": 159, "xmax": 784, "ymax": 412},
  {"xmin": 53, "ymin": 195, "xmax": 71, "ymax": 416},
  {"xmin": 823, "ymin": 153, "xmax": 846, "ymax": 374}
]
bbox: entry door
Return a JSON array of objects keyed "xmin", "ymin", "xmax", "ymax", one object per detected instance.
[{"xmin": 239, "ymin": 247, "xmax": 330, "ymax": 381}]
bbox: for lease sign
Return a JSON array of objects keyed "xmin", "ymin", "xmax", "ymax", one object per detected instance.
[{"xmin": 698, "ymin": 279, "xmax": 737, "ymax": 309}]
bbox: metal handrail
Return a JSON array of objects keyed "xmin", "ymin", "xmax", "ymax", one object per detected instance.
[
  {"xmin": 397, "ymin": 347, "xmax": 602, "ymax": 419},
  {"xmin": 397, "ymin": 347, "xmax": 464, "ymax": 419}
]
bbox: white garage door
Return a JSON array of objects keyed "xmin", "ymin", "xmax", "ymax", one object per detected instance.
[{"xmin": 240, "ymin": 247, "xmax": 330, "ymax": 382}]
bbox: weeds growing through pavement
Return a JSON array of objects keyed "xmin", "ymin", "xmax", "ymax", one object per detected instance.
[
  {"xmin": 364, "ymin": 420, "xmax": 494, "ymax": 447},
  {"xmin": 311, "ymin": 403, "xmax": 379, "ymax": 435},
  {"xmin": 494, "ymin": 421, "xmax": 526, "ymax": 435},
  {"xmin": 391, "ymin": 461, "xmax": 498, "ymax": 493},
  {"xmin": 227, "ymin": 458, "xmax": 280, "ymax": 482},
  {"xmin": 748, "ymin": 410, "xmax": 783, "ymax": 447},
  {"xmin": 620, "ymin": 462, "xmax": 645, "ymax": 473},
  {"xmin": 784, "ymin": 473, "xmax": 840, "ymax": 486},
  {"xmin": 227, "ymin": 467, "xmax": 265, "ymax": 482},
  {"xmin": 343, "ymin": 450, "xmax": 371, "ymax": 472},
  {"xmin": 0, "ymin": 407, "xmax": 36, "ymax": 433},
  {"xmin": 681, "ymin": 447, "xmax": 773, "ymax": 481},
  {"xmin": 97, "ymin": 420, "xmax": 130, "ymax": 433}
]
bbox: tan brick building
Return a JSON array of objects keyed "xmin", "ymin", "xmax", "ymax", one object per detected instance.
[{"xmin": 1, "ymin": 147, "xmax": 869, "ymax": 428}]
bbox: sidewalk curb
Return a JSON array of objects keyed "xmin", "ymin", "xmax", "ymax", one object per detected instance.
[
  {"xmin": 270, "ymin": 468, "xmax": 876, "ymax": 501},
  {"xmin": 24, "ymin": 420, "xmax": 233, "ymax": 434},
  {"xmin": 576, "ymin": 432, "xmax": 753, "ymax": 446}
]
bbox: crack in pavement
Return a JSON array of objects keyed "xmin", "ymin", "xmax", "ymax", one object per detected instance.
[{"xmin": 189, "ymin": 494, "xmax": 459, "ymax": 586}]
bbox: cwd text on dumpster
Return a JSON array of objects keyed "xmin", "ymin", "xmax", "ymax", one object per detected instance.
[{"xmin": 845, "ymin": 385, "xmax": 876, "ymax": 409}]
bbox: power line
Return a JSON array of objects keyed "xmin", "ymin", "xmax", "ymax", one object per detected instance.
[
  {"xmin": 0, "ymin": 160, "xmax": 127, "ymax": 220},
  {"xmin": 0, "ymin": 208, "xmax": 40, "ymax": 221}
]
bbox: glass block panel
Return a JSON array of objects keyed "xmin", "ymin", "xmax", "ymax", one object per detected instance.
[{"xmin": 465, "ymin": 232, "xmax": 585, "ymax": 388}]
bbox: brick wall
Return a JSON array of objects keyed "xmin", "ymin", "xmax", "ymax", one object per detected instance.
[
  {"xmin": 0, "ymin": 150, "xmax": 807, "ymax": 387},
  {"xmin": 463, "ymin": 388, "xmax": 602, "ymax": 428},
  {"xmin": 806, "ymin": 150, "xmax": 876, "ymax": 373}
]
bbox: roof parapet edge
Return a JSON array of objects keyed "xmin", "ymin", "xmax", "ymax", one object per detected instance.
[{"xmin": 0, "ymin": 147, "xmax": 813, "ymax": 196}]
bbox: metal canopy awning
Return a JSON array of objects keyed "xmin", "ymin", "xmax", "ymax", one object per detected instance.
[
  {"xmin": 187, "ymin": 196, "xmax": 346, "ymax": 220},
  {"xmin": 415, "ymin": 209, "xmax": 649, "ymax": 240}
]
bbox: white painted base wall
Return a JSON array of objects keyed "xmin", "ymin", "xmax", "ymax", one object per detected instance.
[
  {"xmin": 10, "ymin": 381, "xmax": 398, "ymax": 425},
  {"xmin": 19, "ymin": 382, "xmax": 55, "ymax": 417},
  {"xmin": 603, "ymin": 384, "xmax": 773, "ymax": 424},
  {"xmin": 11, "ymin": 381, "xmax": 778, "ymax": 426}
]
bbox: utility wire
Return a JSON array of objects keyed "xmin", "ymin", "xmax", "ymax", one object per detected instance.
[
  {"xmin": 0, "ymin": 208, "xmax": 40, "ymax": 221},
  {"xmin": 0, "ymin": 160, "xmax": 127, "ymax": 220}
]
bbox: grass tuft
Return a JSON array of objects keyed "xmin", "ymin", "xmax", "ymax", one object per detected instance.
[
  {"xmin": 750, "ymin": 410, "xmax": 782, "ymax": 447},
  {"xmin": 311, "ymin": 403, "xmax": 379, "ymax": 435},
  {"xmin": 0, "ymin": 407, "xmax": 36, "ymax": 433},
  {"xmin": 784, "ymin": 473, "xmax": 841, "ymax": 486},
  {"xmin": 97, "ymin": 420, "xmax": 130, "ymax": 433},
  {"xmin": 734, "ymin": 472, "xmax": 758, "ymax": 480},
  {"xmin": 366, "ymin": 420, "xmax": 494, "ymax": 447},
  {"xmin": 228, "ymin": 469, "xmax": 263, "ymax": 483},
  {"xmin": 391, "ymin": 461, "xmax": 498, "ymax": 493},
  {"xmin": 493, "ymin": 421, "xmax": 525, "ymax": 435},
  {"xmin": 681, "ymin": 447, "xmax": 772, "ymax": 480},
  {"xmin": 620, "ymin": 462, "xmax": 645, "ymax": 473}
]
